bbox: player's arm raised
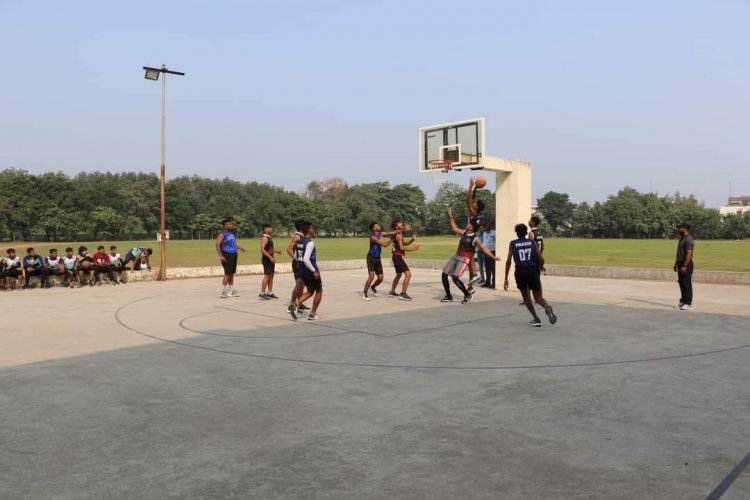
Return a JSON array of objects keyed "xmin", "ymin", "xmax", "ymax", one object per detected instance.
[
  {"xmin": 447, "ymin": 208, "xmax": 465, "ymax": 236},
  {"xmin": 401, "ymin": 233, "xmax": 420, "ymax": 252},
  {"xmin": 466, "ymin": 177, "xmax": 477, "ymax": 216},
  {"xmin": 402, "ymin": 231, "xmax": 416, "ymax": 247},
  {"xmin": 503, "ymin": 242, "xmax": 513, "ymax": 291},
  {"xmin": 373, "ymin": 235, "xmax": 392, "ymax": 248},
  {"xmin": 381, "ymin": 227, "xmax": 406, "ymax": 238}
]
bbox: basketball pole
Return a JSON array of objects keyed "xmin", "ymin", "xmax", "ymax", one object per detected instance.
[
  {"xmin": 485, "ymin": 157, "xmax": 533, "ymax": 289},
  {"xmin": 159, "ymin": 70, "xmax": 166, "ymax": 281}
]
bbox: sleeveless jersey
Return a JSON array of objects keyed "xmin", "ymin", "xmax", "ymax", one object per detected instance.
[
  {"xmin": 220, "ymin": 230, "xmax": 237, "ymax": 254},
  {"xmin": 368, "ymin": 232, "xmax": 383, "ymax": 258},
  {"xmin": 129, "ymin": 247, "xmax": 146, "ymax": 258},
  {"xmin": 391, "ymin": 235, "xmax": 404, "ymax": 256},
  {"xmin": 5, "ymin": 256, "xmax": 20, "ymax": 268},
  {"xmin": 262, "ymin": 234, "xmax": 273, "ymax": 255},
  {"xmin": 296, "ymin": 236, "xmax": 318, "ymax": 276},
  {"xmin": 456, "ymin": 231, "xmax": 477, "ymax": 259},
  {"xmin": 110, "ymin": 253, "xmax": 122, "ymax": 265},
  {"xmin": 63, "ymin": 256, "xmax": 77, "ymax": 270},
  {"xmin": 46, "ymin": 256, "xmax": 63, "ymax": 268},
  {"xmin": 511, "ymin": 238, "xmax": 539, "ymax": 268},
  {"xmin": 530, "ymin": 227, "xmax": 543, "ymax": 252}
]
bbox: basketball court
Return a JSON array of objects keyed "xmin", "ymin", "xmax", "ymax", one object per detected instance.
[{"xmin": 2, "ymin": 272, "xmax": 749, "ymax": 499}]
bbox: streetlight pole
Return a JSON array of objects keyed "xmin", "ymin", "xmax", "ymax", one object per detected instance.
[{"xmin": 143, "ymin": 65, "xmax": 185, "ymax": 281}]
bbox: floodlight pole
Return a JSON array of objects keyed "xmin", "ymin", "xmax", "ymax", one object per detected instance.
[
  {"xmin": 143, "ymin": 65, "xmax": 185, "ymax": 281},
  {"xmin": 159, "ymin": 67, "xmax": 167, "ymax": 281}
]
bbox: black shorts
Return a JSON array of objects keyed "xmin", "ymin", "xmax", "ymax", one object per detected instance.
[
  {"xmin": 78, "ymin": 263, "xmax": 93, "ymax": 272},
  {"xmin": 392, "ymin": 255, "xmax": 409, "ymax": 274},
  {"xmin": 515, "ymin": 267, "xmax": 542, "ymax": 292},
  {"xmin": 302, "ymin": 275, "xmax": 322, "ymax": 292},
  {"xmin": 221, "ymin": 252, "xmax": 238, "ymax": 275},
  {"xmin": 262, "ymin": 256, "xmax": 275, "ymax": 275},
  {"xmin": 48, "ymin": 268, "xmax": 64, "ymax": 276},
  {"xmin": 366, "ymin": 255, "xmax": 383, "ymax": 274},
  {"xmin": 3, "ymin": 269, "xmax": 19, "ymax": 278}
]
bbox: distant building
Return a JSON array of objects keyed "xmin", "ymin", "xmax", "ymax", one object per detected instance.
[{"xmin": 719, "ymin": 196, "xmax": 750, "ymax": 215}]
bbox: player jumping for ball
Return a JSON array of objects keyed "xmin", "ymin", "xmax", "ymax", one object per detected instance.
[
  {"xmin": 503, "ymin": 223, "xmax": 557, "ymax": 327},
  {"xmin": 441, "ymin": 208, "xmax": 500, "ymax": 304},
  {"xmin": 466, "ymin": 177, "xmax": 486, "ymax": 286}
]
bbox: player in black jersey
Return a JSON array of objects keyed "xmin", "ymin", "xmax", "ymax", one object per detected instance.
[
  {"xmin": 442, "ymin": 208, "xmax": 500, "ymax": 304},
  {"xmin": 389, "ymin": 219, "xmax": 420, "ymax": 301},
  {"xmin": 503, "ymin": 223, "xmax": 557, "ymax": 327},
  {"xmin": 519, "ymin": 215, "xmax": 546, "ymax": 305},
  {"xmin": 465, "ymin": 177, "xmax": 486, "ymax": 286},
  {"xmin": 259, "ymin": 223, "xmax": 282, "ymax": 300}
]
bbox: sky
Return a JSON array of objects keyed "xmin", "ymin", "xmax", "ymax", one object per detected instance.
[{"xmin": 1, "ymin": 0, "xmax": 748, "ymax": 207}]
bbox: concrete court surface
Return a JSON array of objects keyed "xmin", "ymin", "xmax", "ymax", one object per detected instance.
[{"xmin": 1, "ymin": 269, "xmax": 749, "ymax": 500}]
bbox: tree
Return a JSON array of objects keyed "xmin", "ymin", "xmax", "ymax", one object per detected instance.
[
  {"xmin": 190, "ymin": 213, "xmax": 222, "ymax": 240},
  {"xmin": 90, "ymin": 207, "xmax": 125, "ymax": 239},
  {"xmin": 722, "ymin": 213, "xmax": 750, "ymax": 240},
  {"xmin": 536, "ymin": 191, "xmax": 576, "ymax": 235},
  {"xmin": 603, "ymin": 187, "xmax": 646, "ymax": 238},
  {"xmin": 36, "ymin": 207, "xmax": 80, "ymax": 241}
]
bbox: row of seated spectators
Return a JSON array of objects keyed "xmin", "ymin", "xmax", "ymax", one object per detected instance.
[{"xmin": 1, "ymin": 245, "xmax": 153, "ymax": 290}]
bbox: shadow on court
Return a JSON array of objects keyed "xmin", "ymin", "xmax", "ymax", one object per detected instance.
[{"xmin": 1, "ymin": 272, "xmax": 749, "ymax": 499}]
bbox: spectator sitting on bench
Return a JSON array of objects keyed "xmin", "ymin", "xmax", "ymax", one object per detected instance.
[
  {"xmin": 109, "ymin": 246, "xmax": 126, "ymax": 284},
  {"xmin": 63, "ymin": 247, "xmax": 78, "ymax": 288},
  {"xmin": 3, "ymin": 248, "xmax": 22, "ymax": 290},
  {"xmin": 23, "ymin": 247, "xmax": 47, "ymax": 289},
  {"xmin": 77, "ymin": 246, "xmax": 95, "ymax": 287},
  {"xmin": 93, "ymin": 245, "xmax": 116, "ymax": 285},
  {"xmin": 44, "ymin": 248, "xmax": 65, "ymax": 288}
]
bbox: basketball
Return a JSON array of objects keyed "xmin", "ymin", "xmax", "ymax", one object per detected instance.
[{"xmin": 476, "ymin": 176, "xmax": 487, "ymax": 188}]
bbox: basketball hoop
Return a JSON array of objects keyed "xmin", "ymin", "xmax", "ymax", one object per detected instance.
[{"xmin": 427, "ymin": 159, "xmax": 453, "ymax": 185}]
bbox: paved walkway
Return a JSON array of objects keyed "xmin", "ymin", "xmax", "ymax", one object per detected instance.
[{"xmin": 2, "ymin": 271, "xmax": 749, "ymax": 499}]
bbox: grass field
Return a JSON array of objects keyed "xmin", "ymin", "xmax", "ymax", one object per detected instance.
[{"xmin": 6, "ymin": 237, "xmax": 748, "ymax": 272}]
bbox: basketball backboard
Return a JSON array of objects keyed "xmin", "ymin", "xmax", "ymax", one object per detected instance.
[{"xmin": 419, "ymin": 118, "xmax": 485, "ymax": 173}]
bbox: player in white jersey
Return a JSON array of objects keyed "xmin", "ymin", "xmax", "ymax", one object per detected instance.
[
  {"xmin": 109, "ymin": 246, "xmax": 126, "ymax": 284},
  {"xmin": 45, "ymin": 249, "xmax": 65, "ymax": 287},
  {"xmin": 2, "ymin": 248, "xmax": 22, "ymax": 290},
  {"xmin": 61, "ymin": 247, "xmax": 78, "ymax": 288}
]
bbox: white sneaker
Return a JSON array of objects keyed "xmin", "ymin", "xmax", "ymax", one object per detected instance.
[
  {"xmin": 229, "ymin": 289, "xmax": 240, "ymax": 297},
  {"xmin": 219, "ymin": 291, "xmax": 229, "ymax": 299},
  {"xmin": 679, "ymin": 304, "xmax": 694, "ymax": 310},
  {"xmin": 361, "ymin": 293, "xmax": 370, "ymax": 301}
]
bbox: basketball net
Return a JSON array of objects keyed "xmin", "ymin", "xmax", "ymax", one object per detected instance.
[{"xmin": 427, "ymin": 159, "xmax": 453, "ymax": 185}]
